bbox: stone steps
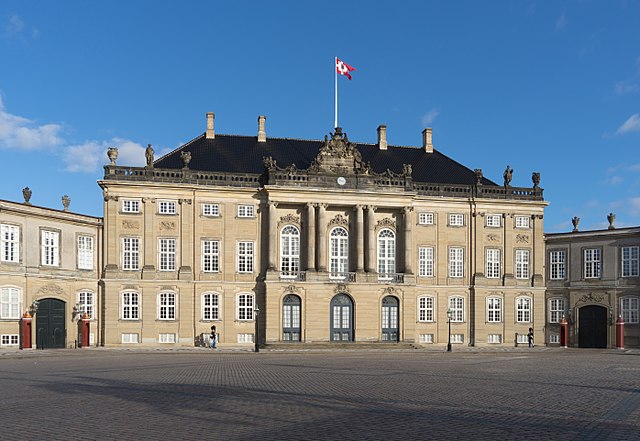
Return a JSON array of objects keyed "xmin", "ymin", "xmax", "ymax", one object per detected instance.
[{"xmin": 263, "ymin": 342, "xmax": 419, "ymax": 350}]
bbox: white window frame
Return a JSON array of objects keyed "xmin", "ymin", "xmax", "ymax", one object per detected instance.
[
  {"xmin": 329, "ymin": 227, "xmax": 349, "ymax": 277},
  {"xmin": 515, "ymin": 216, "xmax": 530, "ymax": 229},
  {"xmin": 237, "ymin": 333, "xmax": 254, "ymax": 343},
  {"xmin": 487, "ymin": 297, "xmax": 502, "ymax": 323},
  {"xmin": 448, "ymin": 213, "xmax": 464, "ymax": 227},
  {"xmin": 1, "ymin": 224, "xmax": 20, "ymax": 263},
  {"xmin": 515, "ymin": 249, "xmax": 530, "ymax": 279},
  {"xmin": 419, "ymin": 334, "xmax": 434, "ymax": 343},
  {"xmin": 418, "ymin": 212, "xmax": 434, "ymax": 225},
  {"xmin": 202, "ymin": 203, "xmax": 220, "ymax": 217},
  {"xmin": 121, "ymin": 237, "xmax": 140, "ymax": 271},
  {"xmin": 158, "ymin": 292, "xmax": 176, "ymax": 320},
  {"xmin": 237, "ymin": 293, "xmax": 254, "ymax": 321},
  {"xmin": 202, "ymin": 292, "xmax": 220, "ymax": 321},
  {"xmin": 451, "ymin": 334, "xmax": 464, "ymax": 344},
  {"xmin": 621, "ymin": 246, "xmax": 639, "ymax": 278},
  {"xmin": 202, "ymin": 240, "xmax": 220, "ymax": 273},
  {"xmin": 41, "ymin": 230, "xmax": 59, "ymax": 266},
  {"xmin": 1, "ymin": 334, "xmax": 19, "ymax": 346},
  {"xmin": 549, "ymin": 334, "xmax": 560, "ymax": 344},
  {"xmin": 418, "ymin": 296, "xmax": 434, "ymax": 322},
  {"xmin": 159, "ymin": 333, "xmax": 176, "ymax": 344},
  {"xmin": 237, "ymin": 241, "xmax": 254, "ymax": 273},
  {"xmin": 448, "ymin": 247, "xmax": 464, "ymax": 278},
  {"xmin": 486, "ymin": 214, "xmax": 501, "ymax": 227},
  {"xmin": 485, "ymin": 249, "xmax": 501, "ymax": 279},
  {"xmin": 122, "ymin": 199, "xmax": 140, "ymax": 213},
  {"xmin": 121, "ymin": 291, "xmax": 139, "ymax": 320},
  {"xmin": 121, "ymin": 333, "xmax": 139, "ymax": 344},
  {"xmin": 516, "ymin": 297, "xmax": 532, "ymax": 323},
  {"xmin": 549, "ymin": 250, "xmax": 566, "ymax": 280},
  {"xmin": 448, "ymin": 296, "xmax": 464, "ymax": 322},
  {"xmin": 280, "ymin": 225, "xmax": 301, "ymax": 277},
  {"xmin": 620, "ymin": 296, "xmax": 639, "ymax": 324},
  {"xmin": 418, "ymin": 246, "xmax": 434, "ymax": 277},
  {"xmin": 584, "ymin": 248, "xmax": 601, "ymax": 279},
  {"xmin": 77, "ymin": 291, "xmax": 94, "ymax": 319},
  {"xmin": 0, "ymin": 287, "xmax": 20, "ymax": 319},
  {"xmin": 77, "ymin": 235, "xmax": 94, "ymax": 270},
  {"xmin": 237, "ymin": 205, "xmax": 255, "ymax": 218},
  {"xmin": 158, "ymin": 238, "xmax": 176, "ymax": 271},
  {"xmin": 549, "ymin": 298, "xmax": 566, "ymax": 323},
  {"xmin": 377, "ymin": 228, "xmax": 396, "ymax": 278},
  {"xmin": 158, "ymin": 200, "xmax": 177, "ymax": 215},
  {"xmin": 487, "ymin": 334, "xmax": 502, "ymax": 344}
]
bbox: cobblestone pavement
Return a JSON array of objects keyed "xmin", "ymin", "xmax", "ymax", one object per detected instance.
[{"xmin": 0, "ymin": 348, "xmax": 638, "ymax": 440}]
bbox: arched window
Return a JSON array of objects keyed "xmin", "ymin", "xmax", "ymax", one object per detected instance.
[
  {"xmin": 516, "ymin": 297, "xmax": 532, "ymax": 323},
  {"xmin": 487, "ymin": 297, "xmax": 502, "ymax": 323},
  {"xmin": 121, "ymin": 291, "xmax": 139, "ymax": 320},
  {"xmin": 329, "ymin": 227, "xmax": 349, "ymax": 277},
  {"xmin": 280, "ymin": 225, "xmax": 300, "ymax": 278},
  {"xmin": 448, "ymin": 296, "xmax": 465, "ymax": 322},
  {"xmin": 282, "ymin": 294, "xmax": 301, "ymax": 341},
  {"xmin": 377, "ymin": 228, "xmax": 396, "ymax": 279},
  {"xmin": 202, "ymin": 292, "xmax": 220, "ymax": 321}
]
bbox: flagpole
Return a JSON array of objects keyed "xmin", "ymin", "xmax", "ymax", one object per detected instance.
[{"xmin": 334, "ymin": 56, "xmax": 338, "ymax": 129}]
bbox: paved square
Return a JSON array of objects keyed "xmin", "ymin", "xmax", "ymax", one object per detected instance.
[{"xmin": 1, "ymin": 349, "xmax": 638, "ymax": 440}]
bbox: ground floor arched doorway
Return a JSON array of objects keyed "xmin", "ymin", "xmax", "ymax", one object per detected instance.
[
  {"xmin": 381, "ymin": 296, "xmax": 399, "ymax": 342},
  {"xmin": 36, "ymin": 298, "xmax": 66, "ymax": 349},
  {"xmin": 331, "ymin": 294, "xmax": 353, "ymax": 341},
  {"xmin": 578, "ymin": 305, "xmax": 607, "ymax": 348}
]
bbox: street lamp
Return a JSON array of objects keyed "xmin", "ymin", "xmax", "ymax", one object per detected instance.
[
  {"xmin": 254, "ymin": 306, "xmax": 260, "ymax": 353},
  {"xmin": 446, "ymin": 308, "xmax": 452, "ymax": 352}
]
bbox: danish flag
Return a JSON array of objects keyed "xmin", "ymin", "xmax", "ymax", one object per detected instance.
[{"xmin": 336, "ymin": 58, "xmax": 356, "ymax": 80}]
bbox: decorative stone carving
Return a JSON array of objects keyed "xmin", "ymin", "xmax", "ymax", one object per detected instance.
[
  {"xmin": 474, "ymin": 169, "xmax": 483, "ymax": 185},
  {"xmin": 145, "ymin": 144, "xmax": 154, "ymax": 167},
  {"xmin": 503, "ymin": 165, "xmax": 513, "ymax": 187},
  {"xmin": 402, "ymin": 164, "xmax": 412, "ymax": 178},
  {"xmin": 123, "ymin": 285, "xmax": 138, "ymax": 290},
  {"xmin": 382, "ymin": 286, "xmax": 397, "ymax": 296},
  {"xmin": 107, "ymin": 147, "xmax": 118, "ymax": 165},
  {"xmin": 122, "ymin": 220, "xmax": 140, "ymax": 229},
  {"xmin": 607, "ymin": 212, "xmax": 616, "ymax": 230},
  {"xmin": 142, "ymin": 197, "xmax": 155, "ymax": 203},
  {"xmin": 486, "ymin": 233, "xmax": 500, "ymax": 242},
  {"xmin": 515, "ymin": 234, "xmax": 529, "ymax": 243},
  {"xmin": 334, "ymin": 283, "xmax": 350, "ymax": 294},
  {"xmin": 278, "ymin": 214, "xmax": 300, "ymax": 228},
  {"xmin": 37, "ymin": 284, "xmax": 65, "ymax": 297},
  {"xmin": 61, "ymin": 194, "xmax": 70, "ymax": 211},
  {"xmin": 532, "ymin": 172, "xmax": 540, "ymax": 188},
  {"xmin": 308, "ymin": 127, "xmax": 372, "ymax": 175},
  {"xmin": 328, "ymin": 214, "xmax": 349, "ymax": 229},
  {"xmin": 263, "ymin": 156, "xmax": 277, "ymax": 172},
  {"xmin": 572, "ymin": 216, "xmax": 580, "ymax": 232},
  {"xmin": 181, "ymin": 151, "xmax": 191, "ymax": 169},
  {"xmin": 577, "ymin": 292, "xmax": 605, "ymax": 304},
  {"xmin": 159, "ymin": 221, "xmax": 176, "ymax": 230},
  {"xmin": 284, "ymin": 285, "xmax": 300, "ymax": 294},
  {"xmin": 22, "ymin": 187, "xmax": 32, "ymax": 205},
  {"xmin": 178, "ymin": 199, "xmax": 192, "ymax": 205},
  {"xmin": 377, "ymin": 217, "xmax": 396, "ymax": 229}
]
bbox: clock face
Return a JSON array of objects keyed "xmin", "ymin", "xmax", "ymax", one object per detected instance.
[{"xmin": 337, "ymin": 177, "xmax": 346, "ymax": 186}]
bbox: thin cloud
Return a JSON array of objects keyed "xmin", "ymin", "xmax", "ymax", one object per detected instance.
[
  {"xmin": 629, "ymin": 197, "xmax": 640, "ymax": 217},
  {"xmin": 615, "ymin": 114, "xmax": 640, "ymax": 135},
  {"xmin": 555, "ymin": 13, "xmax": 566, "ymax": 31},
  {"xmin": 421, "ymin": 109, "xmax": 439, "ymax": 126},
  {"xmin": 615, "ymin": 81, "xmax": 639, "ymax": 95},
  {"xmin": 605, "ymin": 176, "xmax": 623, "ymax": 185},
  {"xmin": 0, "ymin": 96, "xmax": 64, "ymax": 150},
  {"xmin": 3, "ymin": 14, "xmax": 39, "ymax": 40}
]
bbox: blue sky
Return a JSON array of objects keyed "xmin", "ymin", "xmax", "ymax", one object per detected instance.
[{"xmin": 0, "ymin": 1, "xmax": 639, "ymax": 232}]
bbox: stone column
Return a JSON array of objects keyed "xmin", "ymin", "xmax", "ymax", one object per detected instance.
[
  {"xmin": 356, "ymin": 205, "xmax": 364, "ymax": 272},
  {"xmin": 178, "ymin": 199, "xmax": 193, "ymax": 280},
  {"xmin": 317, "ymin": 203, "xmax": 327, "ymax": 271},
  {"xmin": 142, "ymin": 197, "xmax": 155, "ymax": 278},
  {"xmin": 268, "ymin": 201, "xmax": 278, "ymax": 270},
  {"xmin": 403, "ymin": 207, "xmax": 413, "ymax": 274},
  {"xmin": 306, "ymin": 203, "xmax": 316, "ymax": 271},
  {"xmin": 366, "ymin": 206, "xmax": 376, "ymax": 272}
]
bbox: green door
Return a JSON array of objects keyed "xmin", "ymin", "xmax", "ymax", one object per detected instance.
[{"xmin": 36, "ymin": 298, "xmax": 66, "ymax": 349}]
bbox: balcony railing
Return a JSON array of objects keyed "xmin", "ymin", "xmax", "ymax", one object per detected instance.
[
  {"xmin": 279, "ymin": 271, "xmax": 306, "ymax": 282},
  {"xmin": 378, "ymin": 273, "xmax": 405, "ymax": 284},
  {"xmin": 329, "ymin": 272, "xmax": 356, "ymax": 282}
]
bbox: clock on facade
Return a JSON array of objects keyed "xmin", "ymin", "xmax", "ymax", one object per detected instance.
[{"xmin": 337, "ymin": 176, "xmax": 346, "ymax": 186}]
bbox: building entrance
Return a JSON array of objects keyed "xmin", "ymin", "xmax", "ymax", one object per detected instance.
[
  {"xmin": 381, "ymin": 296, "xmax": 399, "ymax": 341},
  {"xmin": 578, "ymin": 305, "xmax": 607, "ymax": 348},
  {"xmin": 36, "ymin": 298, "xmax": 66, "ymax": 349},
  {"xmin": 330, "ymin": 294, "xmax": 353, "ymax": 341}
]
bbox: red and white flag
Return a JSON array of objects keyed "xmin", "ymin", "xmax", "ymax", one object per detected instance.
[{"xmin": 336, "ymin": 58, "xmax": 356, "ymax": 80}]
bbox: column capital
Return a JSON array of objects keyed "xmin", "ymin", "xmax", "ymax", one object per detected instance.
[
  {"xmin": 306, "ymin": 202, "xmax": 317, "ymax": 209},
  {"xmin": 142, "ymin": 197, "xmax": 155, "ymax": 203},
  {"xmin": 268, "ymin": 201, "xmax": 279, "ymax": 208},
  {"xmin": 178, "ymin": 199, "xmax": 192, "ymax": 205},
  {"xmin": 318, "ymin": 203, "xmax": 328, "ymax": 210},
  {"xmin": 366, "ymin": 205, "xmax": 377, "ymax": 212},
  {"xmin": 403, "ymin": 206, "xmax": 413, "ymax": 214},
  {"xmin": 355, "ymin": 204, "xmax": 365, "ymax": 211}
]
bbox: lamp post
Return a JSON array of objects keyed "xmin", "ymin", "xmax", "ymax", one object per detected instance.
[
  {"xmin": 254, "ymin": 306, "xmax": 260, "ymax": 353},
  {"xmin": 446, "ymin": 308, "xmax": 452, "ymax": 352}
]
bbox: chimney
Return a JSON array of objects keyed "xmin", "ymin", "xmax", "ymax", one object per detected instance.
[
  {"xmin": 206, "ymin": 112, "xmax": 215, "ymax": 139},
  {"xmin": 257, "ymin": 115, "xmax": 267, "ymax": 143},
  {"xmin": 422, "ymin": 128, "xmax": 433, "ymax": 153},
  {"xmin": 377, "ymin": 125, "xmax": 387, "ymax": 150}
]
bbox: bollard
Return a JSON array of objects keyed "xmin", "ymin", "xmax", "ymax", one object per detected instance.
[{"xmin": 616, "ymin": 315, "xmax": 624, "ymax": 350}]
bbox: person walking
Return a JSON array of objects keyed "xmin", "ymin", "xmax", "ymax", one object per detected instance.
[
  {"xmin": 527, "ymin": 327, "xmax": 534, "ymax": 348},
  {"xmin": 210, "ymin": 325, "xmax": 218, "ymax": 349}
]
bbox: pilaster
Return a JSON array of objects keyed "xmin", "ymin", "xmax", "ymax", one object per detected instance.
[
  {"xmin": 356, "ymin": 205, "xmax": 364, "ymax": 272},
  {"xmin": 142, "ymin": 197, "xmax": 156, "ymax": 279},
  {"xmin": 317, "ymin": 203, "xmax": 327, "ymax": 272},
  {"xmin": 306, "ymin": 203, "xmax": 316, "ymax": 271}
]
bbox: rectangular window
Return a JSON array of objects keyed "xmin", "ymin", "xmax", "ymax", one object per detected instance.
[
  {"xmin": 0, "ymin": 287, "xmax": 20, "ymax": 319},
  {"xmin": 41, "ymin": 230, "xmax": 59, "ymax": 266},
  {"xmin": 237, "ymin": 241, "xmax": 254, "ymax": 273},
  {"xmin": 237, "ymin": 205, "xmax": 255, "ymax": 218},
  {"xmin": 158, "ymin": 200, "xmax": 177, "ymax": 215},
  {"xmin": 448, "ymin": 247, "xmax": 464, "ymax": 278},
  {"xmin": 1, "ymin": 224, "xmax": 20, "ymax": 263},
  {"xmin": 78, "ymin": 291, "xmax": 94, "ymax": 319},
  {"xmin": 159, "ymin": 238, "xmax": 176, "ymax": 271},
  {"xmin": 487, "ymin": 334, "xmax": 502, "ymax": 344},
  {"xmin": 621, "ymin": 246, "xmax": 639, "ymax": 277},
  {"xmin": 584, "ymin": 248, "xmax": 601, "ymax": 279},
  {"xmin": 451, "ymin": 334, "xmax": 464, "ymax": 344},
  {"xmin": 202, "ymin": 240, "xmax": 220, "ymax": 273},
  {"xmin": 485, "ymin": 249, "xmax": 501, "ymax": 278},
  {"xmin": 158, "ymin": 292, "xmax": 176, "ymax": 320},
  {"xmin": 621, "ymin": 297, "xmax": 639, "ymax": 324},
  {"xmin": 449, "ymin": 297, "xmax": 464, "ymax": 322},
  {"xmin": 515, "ymin": 249, "xmax": 530, "ymax": 279},
  {"xmin": 487, "ymin": 297, "xmax": 502, "ymax": 323},
  {"xmin": 1, "ymin": 334, "xmax": 19, "ymax": 346},
  {"xmin": 237, "ymin": 333, "xmax": 255, "ymax": 343},
  {"xmin": 549, "ymin": 334, "xmax": 560, "ymax": 344},
  {"xmin": 515, "ymin": 216, "xmax": 530, "ymax": 228},
  {"xmin": 121, "ymin": 292, "xmax": 139, "ymax": 320},
  {"xmin": 122, "ymin": 237, "xmax": 140, "ymax": 270},
  {"xmin": 418, "ymin": 212, "xmax": 434, "ymax": 225},
  {"xmin": 549, "ymin": 298, "xmax": 566, "ymax": 323},
  {"xmin": 517, "ymin": 334, "xmax": 529, "ymax": 344},
  {"xmin": 418, "ymin": 296, "xmax": 434, "ymax": 322},
  {"xmin": 550, "ymin": 250, "xmax": 566, "ymax": 280},
  {"xmin": 122, "ymin": 199, "xmax": 140, "ymax": 213},
  {"xmin": 516, "ymin": 297, "xmax": 532, "ymax": 323},
  {"xmin": 159, "ymin": 333, "xmax": 176, "ymax": 343},
  {"xmin": 448, "ymin": 214, "xmax": 464, "ymax": 226},
  {"xmin": 418, "ymin": 247, "xmax": 434, "ymax": 277},
  {"xmin": 419, "ymin": 334, "xmax": 434, "ymax": 344},
  {"xmin": 121, "ymin": 333, "xmax": 139, "ymax": 344},
  {"xmin": 77, "ymin": 236, "xmax": 94, "ymax": 270},
  {"xmin": 237, "ymin": 294, "xmax": 254, "ymax": 320},
  {"xmin": 202, "ymin": 293, "xmax": 219, "ymax": 320},
  {"xmin": 202, "ymin": 203, "xmax": 220, "ymax": 217},
  {"xmin": 486, "ymin": 215, "xmax": 501, "ymax": 227}
]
